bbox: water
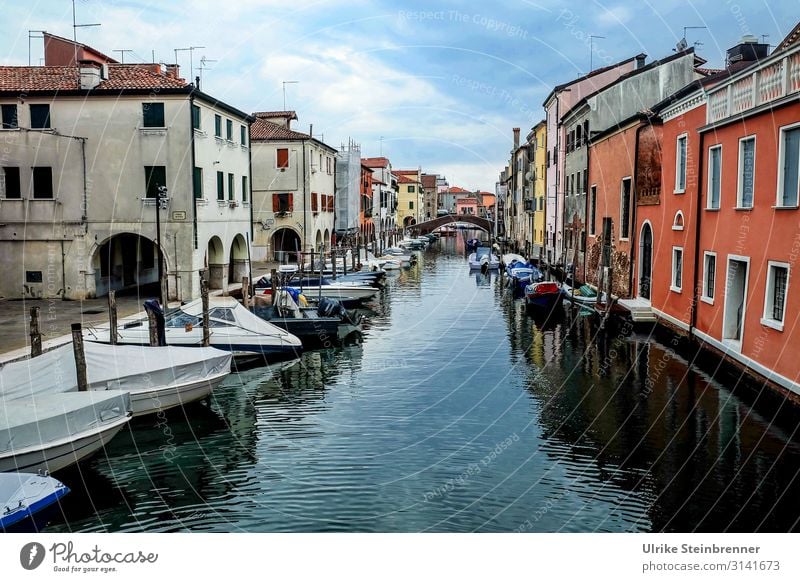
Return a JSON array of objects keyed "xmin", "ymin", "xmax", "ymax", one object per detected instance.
[{"xmin": 49, "ymin": 234, "xmax": 800, "ymax": 532}]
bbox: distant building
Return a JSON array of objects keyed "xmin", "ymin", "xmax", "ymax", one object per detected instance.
[
  {"xmin": 335, "ymin": 143, "xmax": 362, "ymax": 244},
  {"xmin": 359, "ymin": 164, "xmax": 375, "ymax": 244},
  {"xmin": 395, "ymin": 169, "xmax": 423, "ymax": 227},
  {"xmin": 421, "ymin": 173, "xmax": 438, "ymax": 220},
  {"xmin": 362, "ymin": 157, "xmax": 398, "ymax": 245},
  {"xmin": 532, "ymin": 121, "xmax": 547, "ymax": 258}
]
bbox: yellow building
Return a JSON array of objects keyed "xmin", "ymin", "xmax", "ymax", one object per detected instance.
[
  {"xmin": 395, "ymin": 170, "xmax": 424, "ymax": 228},
  {"xmin": 532, "ymin": 120, "xmax": 547, "ymax": 257}
]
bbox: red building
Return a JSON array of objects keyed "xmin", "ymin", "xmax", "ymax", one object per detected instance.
[{"xmin": 360, "ymin": 164, "xmax": 374, "ymax": 244}]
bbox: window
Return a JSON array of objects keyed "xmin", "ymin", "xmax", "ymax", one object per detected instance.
[
  {"xmin": 675, "ymin": 134, "xmax": 687, "ymax": 193},
  {"xmin": 214, "ymin": 114, "xmax": 222, "ymax": 138},
  {"xmin": 409, "ymin": 201, "xmax": 414, "ymax": 210},
  {"xmin": 1, "ymin": 167, "xmax": 21, "ymax": 198},
  {"xmin": 144, "ymin": 166, "xmax": 166, "ymax": 199},
  {"xmin": 779, "ymin": 125, "xmax": 800, "ymax": 207},
  {"xmin": 32, "ymin": 167, "xmax": 54, "ymax": 199},
  {"xmin": 408, "ymin": 185, "xmax": 415, "ymax": 193},
  {"xmin": 702, "ymin": 252, "xmax": 716, "ymax": 303},
  {"xmin": 1, "ymin": 104, "xmax": 17, "ymax": 129},
  {"xmin": 240, "ymin": 124, "xmax": 247, "ymax": 145},
  {"xmin": 216, "ymin": 171, "xmax": 224, "ymax": 200},
  {"xmin": 30, "ymin": 104, "xmax": 51, "ymax": 129},
  {"xmin": 589, "ymin": 185, "xmax": 596, "ymax": 235},
  {"xmin": 193, "ymin": 167, "xmax": 203, "ymax": 199},
  {"xmin": 620, "ymin": 178, "xmax": 631, "ymax": 239},
  {"xmin": 583, "ymin": 169, "xmax": 588, "ymax": 194},
  {"xmin": 707, "ymin": 145, "xmax": 722, "ymax": 209},
  {"xmin": 192, "ymin": 105, "xmax": 201, "ymax": 130},
  {"xmin": 272, "ymin": 192, "xmax": 293, "ymax": 213},
  {"xmin": 142, "ymin": 102, "xmax": 165, "ymax": 128},
  {"xmin": 762, "ymin": 262, "xmax": 789, "ymax": 330},
  {"xmin": 311, "ymin": 191, "xmax": 318, "ymax": 212},
  {"xmin": 737, "ymin": 136, "xmax": 755, "ymax": 208},
  {"xmin": 671, "ymin": 247, "xmax": 683, "ymax": 292},
  {"xmin": 276, "ymin": 148, "xmax": 289, "ymax": 169},
  {"xmin": 242, "ymin": 176, "xmax": 248, "ymax": 203},
  {"xmin": 226, "ymin": 119, "xmax": 233, "ymax": 141},
  {"xmin": 228, "ymin": 173, "xmax": 234, "ymax": 200}
]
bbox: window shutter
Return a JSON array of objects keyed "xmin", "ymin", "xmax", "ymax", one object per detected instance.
[
  {"xmin": 311, "ymin": 192, "xmax": 318, "ymax": 212},
  {"xmin": 272, "ymin": 193, "xmax": 280, "ymax": 211},
  {"xmin": 288, "ymin": 193, "xmax": 294, "ymax": 211}
]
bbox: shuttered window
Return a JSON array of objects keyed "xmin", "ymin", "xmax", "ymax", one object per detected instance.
[
  {"xmin": 277, "ymin": 148, "xmax": 289, "ymax": 168},
  {"xmin": 781, "ymin": 127, "xmax": 800, "ymax": 207},
  {"xmin": 217, "ymin": 171, "xmax": 224, "ymax": 200}
]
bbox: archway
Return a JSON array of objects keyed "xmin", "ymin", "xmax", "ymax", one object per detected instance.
[
  {"xmin": 639, "ymin": 222, "xmax": 653, "ymax": 300},
  {"xmin": 272, "ymin": 227, "xmax": 301, "ymax": 263},
  {"xmin": 206, "ymin": 236, "xmax": 225, "ymax": 290},
  {"xmin": 228, "ymin": 234, "xmax": 249, "ymax": 287},
  {"xmin": 315, "ymin": 230, "xmax": 322, "ymax": 251},
  {"xmin": 93, "ymin": 233, "xmax": 162, "ymax": 297},
  {"xmin": 324, "ymin": 229, "xmax": 330, "ymax": 250},
  {"xmin": 403, "ymin": 216, "xmax": 416, "ymax": 227}
]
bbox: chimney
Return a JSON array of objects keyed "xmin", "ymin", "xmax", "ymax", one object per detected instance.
[
  {"xmin": 165, "ymin": 64, "xmax": 180, "ymax": 79},
  {"xmin": 726, "ymin": 35, "xmax": 769, "ymax": 68},
  {"xmin": 513, "ymin": 127, "xmax": 520, "ymax": 149},
  {"xmin": 79, "ymin": 60, "xmax": 102, "ymax": 90},
  {"xmin": 636, "ymin": 54, "xmax": 646, "ymax": 69},
  {"xmin": 195, "ymin": 75, "xmax": 201, "ymax": 90}
]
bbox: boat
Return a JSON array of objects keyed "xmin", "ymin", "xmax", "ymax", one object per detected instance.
[
  {"xmin": 0, "ymin": 472, "xmax": 69, "ymax": 532},
  {"xmin": 561, "ymin": 283, "xmax": 605, "ymax": 307},
  {"xmin": 4, "ymin": 341, "xmax": 231, "ymax": 418},
  {"xmin": 524, "ymin": 281, "xmax": 564, "ymax": 312},
  {"xmin": 465, "ymin": 238, "xmax": 481, "ymax": 252},
  {"xmin": 85, "ymin": 297, "xmax": 302, "ymax": 362},
  {"xmin": 0, "ymin": 391, "xmax": 132, "ymax": 473},
  {"xmin": 398, "ymin": 237, "xmax": 427, "ymax": 251},
  {"xmin": 252, "ymin": 290, "xmax": 362, "ymax": 346},
  {"xmin": 468, "ymin": 246, "xmax": 500, "ymax": 271},
  {"xmin": 255, "ymin": 276, "xmax": 379, "ymax": 303}
]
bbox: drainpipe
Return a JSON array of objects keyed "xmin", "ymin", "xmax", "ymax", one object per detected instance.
[
  {"xmin": 60, "ymin": 239, "xmax": 67, "ymax": 298},
  {"xmin": 583, "ymin": 126, "xmax": 590, "ymax": 284},
  {"xmin": 189, "ymin": 94, "xmax": 198, "ymax": 251},
  {"xmin": 247, "ymin": 117, "xmax": 254, "ymax": 285},
  {"xmin": 302, "ymin": 139, "xmax": 308, "ymax": 255},
  {"xmin": 628, "ymin": 118, "xmax": 645, "ymax": 298},
  {"xmin": 689, "ymin": 124, "xmax": 706, "ymax": 338},
  {"xmin": 79, "ymin": 137, "xmax": 88, "ymax": 231}
]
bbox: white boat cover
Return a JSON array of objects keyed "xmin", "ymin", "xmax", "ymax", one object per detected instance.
[
  {"xmin": 181, "ymin": 297, "xmax": 296, "ymax": 339},
  {"xmin": 0, "ymin": 342, "xmax": 231, "ymax": 400},
  {"xmin": 0, "ymin": 391, "xmax": 131, "ymax": 457}
]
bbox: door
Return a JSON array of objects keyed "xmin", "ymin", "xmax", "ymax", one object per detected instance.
[
  {"xmin": 723, "ymin": 258, "xmax": 748, "ymax": 343},
  {"xmin": 639, "ymin": 223, "xmax": 652, "ymax": 299}
]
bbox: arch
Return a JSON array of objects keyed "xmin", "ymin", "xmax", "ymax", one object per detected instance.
[
  {"xmin": 403, "ymin": 216, "xmax": 416, "ymax": 227},
  {"xmin": 205, "ymin": 236, "xmax": 226, "ymax": 290},
  {"xmin": 228, "ymin": 233, "xmax": 249, "ymax": 287},
  {"xmin": 272, "ymin": 227, "xmax": 301, "ymax": 263},
  {"xmin": 315, "ymin": 229, "xmax": 323, "ymax": 250},
  {"xmin": 408, "ymin": 213, "xmax": 492, "ymax": 235},
  {"xmin": 324, "ymin": 229, "xmax": 330, "ymax": 249},
  {"xmin": 92, "ymin": 233, "xmax": 163, "ymax": 298},
  {"xmin": 672, "ymin": 210, "xmax": 685, "ymax": 231},
  {"xmin": 638, "ymin": 220, "xmax": 653, "ymax": 300}
]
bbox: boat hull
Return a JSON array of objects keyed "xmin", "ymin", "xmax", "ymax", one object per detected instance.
[
  {"xmin": 525, "ymin": 292, "xmax": 563, "ymax": 312},
  {"xmin": 127, "ymin": 371, "xmax": 227, "ymax": 417}
]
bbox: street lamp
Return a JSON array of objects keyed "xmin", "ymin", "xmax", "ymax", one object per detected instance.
[{"xmin": 156, "ymin": 184, "xmax": 170, "ymax": 308}]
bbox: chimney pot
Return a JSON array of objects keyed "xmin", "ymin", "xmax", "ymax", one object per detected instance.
[
  {"xmin": 513, "ymin": 127, "xmax": 521, "ymax": 149},
  {"xmin": 79, "ymin": 60, "xmax": 102, "ymax": 90}
]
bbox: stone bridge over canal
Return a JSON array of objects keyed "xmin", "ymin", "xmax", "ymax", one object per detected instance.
[{"xmin": 407, "ymin": 214, "xmax": 493, "ymax": 235}]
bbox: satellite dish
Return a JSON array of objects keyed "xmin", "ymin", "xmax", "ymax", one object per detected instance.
[{"xmin": 675, "ymin": 37, "xmax": 688, "ymax": 51}]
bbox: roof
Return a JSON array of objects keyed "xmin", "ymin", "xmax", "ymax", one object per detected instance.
[
  {"xmin": 393, "ymin": 169, "xmax": 418, "ymax": 176},
  {"xmin": 249, "ymin": 116, "xmax": 334, "ymax": 150},
  {"xmin": 43, "ymin": 31, "xmax": 118, "ymax": 65},
  {"xmin": 361, "ymin": 164, "xmax": 374, "ymax": 172},
  {"xmin": 448, "ymin": 186, "xmax": 471, "ymax": 194},
  {"xmin": 372, "ymin": 178, "xmax": 387, "ymax": 186},
  {"xmin": 775, "ymin": 21, "xmax": 800, "ymax": 53},
  {"xmin": 542, "ymin": 53, "xmax": 646, "ymax": 107},
  {"xmin": 421, "ymin": 174, "xmax": 437, "ymax": 189},
  {"xmin": 0, "ymin": 63, "xmax": 189, "ymax": 94},
  {"xmin": 253, "ymin": 110, "xmax": 298, "ymax": 121},
  {"xmin": 362, "ymin": 156, "xmax": 390, "ymax": 168},
  {"xmin": 396, "ymin": 174, "xmax": 420, "ymax": 184}
]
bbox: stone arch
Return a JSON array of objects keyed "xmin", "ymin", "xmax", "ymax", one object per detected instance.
[
  {"xmin": 324, "ymin": 229, "xmax": 330, "ymax": 250},
  {"xmin": 639, "ymin": 220, "xmax": 653, "ymax": 300},
  {"xmin": 315, "ymin": 229, "xmax": 323, "ymax": 251},
  {"xmin": 228, "ymin": 233, "xmax": 249, "ymax": 286},
  {"xmin": 91, "ymin": 233, "xmax": 164, "ymax": 297},
  {"xmin": 205, "ymin": 235, "xmax": 226, "ymax": 290},
  {"xmin": 672, "ymin": 210, "xmax": 685, "ymax": 231},
  {"xmin": 271, "ymin": 227, "xmax": 302, "ymax": 263}
]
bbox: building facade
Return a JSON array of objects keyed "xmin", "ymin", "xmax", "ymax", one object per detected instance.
[
  {"xmin": 362, "ymin": 157, "xmax": 398, "ymax": 247},
  {"xmin": 532, "ymin": 121, "xmax": 547, "ymax": 258}
]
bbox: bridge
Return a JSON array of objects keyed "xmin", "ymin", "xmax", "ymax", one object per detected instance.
[{"xmin": 407, "ymin": 214, "xmax": 493, "ymax": 235}]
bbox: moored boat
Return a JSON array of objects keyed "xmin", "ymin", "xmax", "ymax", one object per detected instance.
[
  {"xmin": 524, "ymin": 281, "xmax": 564, "ymax": 312},
  {"xmin": 468, "ymin": 246, "xmax": 500, "ymax": 270},
  {"xmin": 0, "ymin": 472, "xmax": 70, "ymax": 532}
]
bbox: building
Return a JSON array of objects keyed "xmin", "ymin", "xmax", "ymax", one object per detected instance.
[
  {"xmin": 0, "ymin": 33, "xmax": 252, "ymax": 301},
  {"xmin": 335, "ymin": 143, "xmax": 362, "ymax": 245},
  {"xmin": 250, "ymin": 111, "xmax": 337, "ymax": 262},
  {"xmin": 435, "ymin": 175, "xmax": 450, "ymax": 213},
  {"xmin": 394, "ymin": 169, "xmax": 423, "ymax": 228},
  {"xmin": 455, "ymin": 196, "xmax": 478, "ymax": 216},
  {"xmin": 585, "ymin": 49, "xmax": 702, "ymax": 296},
  {"xmin": 543, "ymin": 53, "xmax": 645, "ymax": 264},
  {"xmin": 362, "ymin": 157, "xmax": 398, "ymax": 246},
  {"xmin": 359, "ymin": 164, "xmax": 375, "ymax": 245},
  {"xmin": 478, "ymin": 192, "xmax": 495, "ymax": 220},
  {"xmin": 421, "ymin": 173, "xmax": 438, "ymax": 220},
  {"xmin": 531, "ymin": 121, "xmax": 547, "ymax": 258}
]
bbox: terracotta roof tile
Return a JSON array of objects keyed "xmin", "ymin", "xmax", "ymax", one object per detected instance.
[
  {"xmin": 362, "ymin": 156, "xmax": 390, "ymax": 168},
  {"xmin": 250, "ymin": 116, "xmax": 310, "ymax": 141},
  {"xmin": 0, "ymin": 64, "xmax": 189, "ymax": 93},
  {"xmin": 253, "ymin": 110, "xmax": 298, "ymax": 121}
]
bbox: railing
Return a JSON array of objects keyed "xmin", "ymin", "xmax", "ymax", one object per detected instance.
[{"xmin": 707, "ymin": 45, "xmax": 800, "ymax": 124}]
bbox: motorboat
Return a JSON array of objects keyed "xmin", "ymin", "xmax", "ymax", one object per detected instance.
[
  {"xmin": 252, "ymin": 290, "xmax": 362, "ymax": 346},
  {"xmin": 85, "ymin": 297, "xmax": 302, "ymax": 362},
  {"xmin": 0, "ymin": 391, "xmax": 132, "ymax": 473},
  {"xmin": 524, "ymin": 281, "xmax": 564, "ymax": 312},
  {"xmin": 255, "ymin": 275, "xmax": 379, "ymax": 303},
  {"xmin": 398, "ymin": 237, "xmax": 427, "ymax": 251},
  {"xmin": 561, "ymin": 283, "xmax": 605, "ymax": 307},
  {"xmin": 465, "ymin": 238, "xmax": 482, "ymax": 252},
  {"xmin": 0, "ymin": 472, "xmax": 69, "ymax": 532},
  {"xmin": 4, "ymin": 341, "xmax": 232, "ymax": 418},
  {"xmin": 468, "ymin": 246, "xmax": 500, "ymax": 271}
]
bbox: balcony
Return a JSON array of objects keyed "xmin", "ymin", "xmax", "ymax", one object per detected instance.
[{"xmin": 707, "ymin": 45, "xmax": 800, "ymax": 124}]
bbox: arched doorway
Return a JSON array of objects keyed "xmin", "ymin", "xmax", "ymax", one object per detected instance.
[
  {"xmin": 403, "ymin": 216, "xmax": 416, "ymax": 228},
  {"xmin": 272, "ymin": 228, "xmax": 301, "ymax": 263},
  {"xmin": 206, "ymin": 236, "xmax": 225, "ymax": 290},
  {"xmin": 324, "ymin": 229, "xmax": 330, "ymax": 250},
  {"xmin": 93, "ymin": 233, "xmax": 162, "ymax": 297},
  {"xmin": 639, "ymin": 222, "xmax": 653, "ymax": 300},
  {"xmin": 315, "ymin": 230, "xmax": 322, "ymax": 251},
  {"xmin": 228, "ymin": 234, "xmax": 249, "ymax": 287}
]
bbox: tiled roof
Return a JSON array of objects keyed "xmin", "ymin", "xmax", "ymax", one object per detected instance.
[
  {"xmin": 421, "ymin": 174, "xmax": 437, "ymax": 188},
  {"xmin": 448, "ymin": 186, "xmax": 471, "ymax": 194},
  {"xmin": 0, "ymin": 64, "xmax": 188, "ymax": 93},
  {"xmin": 253, "ymin": 110, "xmax": 298, "ymax": 120},
  {"xmin": 396, "ymin": 174, "xmax": 418, "ymax": 184},
  {"xmin": 250, "ymin": 116, "xmax": 310, "ymax": 141},
  {"xmin": 362, "ymin": 156, "xmax": 390, "ymax": 168},
  {"xmin": 775, "ymin": 21, "xmax": 800, "ymax": 53},
  {"xmin": 394, "ymin": 169, "xmax": 418, "ymax": 175}
]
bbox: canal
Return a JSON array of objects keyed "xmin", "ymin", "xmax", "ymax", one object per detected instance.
[{"xmin": 50, "ymin": 233, "xmax": 800, "ymax": 532}]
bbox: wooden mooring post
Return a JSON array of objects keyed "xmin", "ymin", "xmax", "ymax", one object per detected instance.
[
  {"xmin": 147, "ymin": 309, "xmax": 159, "ymax": 347},
  {"xmin": 242, "ymin": 276, "xmax": 250, "ymax": 310},
  {"xmin": 30, "ymin": 307, "xmax": 42, "ymax": 358},
  {"xmin": 108, "ymin": 290, "xmax": 118, "ymax": 345},
  {"xmin": 71, "ymin": 323, "xmax": 87, "ymax": 391},
  {"xmin": 201, "ymin": 279, "xmax": 210, "ymax": 347},
  {"xmin": 270, "ymin": 268, "xmax": 278, "ymax": 307},
  {"xmin": 331, "ymin": 250, "xmax": 337, "ymax": 279}
]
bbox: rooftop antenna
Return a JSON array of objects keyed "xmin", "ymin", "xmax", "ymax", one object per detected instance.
[
  {"xmin": 197, "ymin": 56, "xmax": 217, "ymax": 85},
  {"xmin": 174, "ymin": 46, "xmax": 204, "ymax": 77},
  {"xmin": 379, "ymin": 136, "xmax": 384, "ymax": 156},
  {"xmin": 71, "ymin": 0, "xmax": 100, "ymax": 42},
  {"xmin": 28, "ymin": 30, "xmax": 45, "ymax": 66},
  {"xmin": 282, "ymin": 80, "xmax": 298, "ymax": 111},
  {"xmin": 675, "ymin": 26, "xmax": 707, "ymax": 51},
  {"xmin": 112, "ymin": 49, "xmax": 134, "ymax": 63},
  {"xmin": 589, "ymin": 35, "xmax": 605, "ymax": 72}
]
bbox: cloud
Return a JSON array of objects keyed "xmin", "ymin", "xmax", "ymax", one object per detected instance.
[{"xmin": 596, "ymin": 5, "xmax": 634, "ymax": 27}]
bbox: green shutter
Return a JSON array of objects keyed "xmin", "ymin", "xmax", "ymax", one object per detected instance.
[
  {"xmin": 217, "ymin": 171, "xmax": 224, "ymax": 200},
  {"xmin": 193, "ymin": 167, "xmax": 203, "ymax": 199}
]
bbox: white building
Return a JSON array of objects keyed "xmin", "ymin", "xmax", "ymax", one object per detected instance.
[
  {"xmin": 361, "ymin": 157, "xmax": 398, "ymax": 246},
  {"xmin": 249, "ymin": 111, "xmax": 337, "ymax": 262},
  {"xmin": 0, "ymin": 34, "xmax": 252, "ymax": 300}
]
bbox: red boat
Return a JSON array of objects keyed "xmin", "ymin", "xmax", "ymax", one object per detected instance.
[{"xmin": 524, "ymin": 281, "xmax": 563, "ymax": 312}]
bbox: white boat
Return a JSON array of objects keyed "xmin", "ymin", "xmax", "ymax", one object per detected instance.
[
  {"xmin": 2, "ymin": 342, "xmax": 232, "ymax": 418},
  {"xmin": 468, "ymin": 247, "xmax": 501, "ymax": 270},
  {"xmin": 0, "ymin": 391, "xmax": 132, "ymax": 473},
  {"xmin": 256, "ymin": 280, "xmax": 379, "ymax": 303},
  {"xmin": 0, "ymin": 472, "xmax": 69, "ymax": 531},
  {"xmin": 85, "ymin": 297, "xmax": 302, "ymax": 362}
]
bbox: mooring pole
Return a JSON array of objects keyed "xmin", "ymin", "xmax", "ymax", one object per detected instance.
[
  {"xmin": 71, "ymin": 323, "xmax": 87, "ymax": 391},
  {"xmin": 108, "ymin": 290, "xmax": 118, "ymax": 345},
  {"xmin": 270, "ymin": 268, "xmax": 278, "ymax": 306},
  {"xmin": 30, "ymin": 307, "xmax": 42, "ymax": 357},
  {"xmin": 201, "ymin": 278, "xmax": 210, "ymax": 347},
  {"xmin": 242, "ymin": 276, "xmax": 250, "ymax": 310}
]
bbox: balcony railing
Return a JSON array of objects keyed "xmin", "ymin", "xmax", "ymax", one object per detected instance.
[{"xmin": 707, "ymin": 46, "xmax": 800, "ymax": 124}]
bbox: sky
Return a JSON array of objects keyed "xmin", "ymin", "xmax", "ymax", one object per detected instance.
[{"xmin": 1, "ymin": 0, "xmax": 798, "ymax": 191}]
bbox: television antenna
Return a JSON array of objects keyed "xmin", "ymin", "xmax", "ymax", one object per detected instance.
[
  {"xmin": 589, "ymin": 35, "xmax": 605, "ymax": 72},
  {"xmin": 112, "ymin": 49, "xmax": 134, "ymax": 63},
  {"xmin": 174, "ymin": 46, "xmax": 205, "ymax": 77},
  {"xmin": 282, "ymin": 80, "xmax": 298, "ymax": 111}
]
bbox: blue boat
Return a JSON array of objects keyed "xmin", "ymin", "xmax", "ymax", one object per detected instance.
[
  {"xmin": 465, "ymin": 238, "xmax": 481, "ymax": 252},
  {"xmin": 1, "ymin": 472, "xmax": 69, "ymax": 532},
  {"xmin": 524, "ymin": 281, "xmax": 564, "ymax": 312}
]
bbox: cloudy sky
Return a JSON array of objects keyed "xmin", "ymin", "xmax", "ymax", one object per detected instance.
[{"xmin": 2, "ymin": 0, "xmax": 797, "ymax": 191}]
